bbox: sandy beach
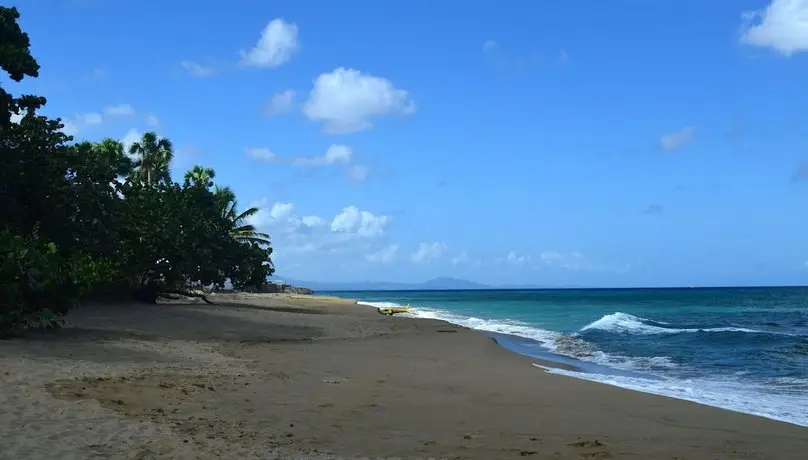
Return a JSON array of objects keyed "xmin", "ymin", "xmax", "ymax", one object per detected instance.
[{"xmin": 1, "ymin": 293, "xmax": 807, "ymax": 459}]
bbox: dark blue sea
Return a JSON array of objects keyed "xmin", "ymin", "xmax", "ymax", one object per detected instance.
[{"xmin": 326, "ymin": 287, "xmax": 808, "ymax": 427}]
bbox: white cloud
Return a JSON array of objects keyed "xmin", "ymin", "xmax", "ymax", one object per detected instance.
[
  {"xmin": 301, "ymin": 216, "xmax": 325, "ymax": 227},
  {"xmin": 82, "ymin": 112, "xmax": 102, "ymax": 125},
  {"xmin": 240, "ymin": 19, "xmax": 299, "ymax": 68},
  {"xmin": 330, "ymin": 206, "xmax": 390, "ymax": 237},
  {"xmin": 246, "ymin": 147, "xmax": 277, "ymax": 162},
  {"xmin": 181, "ymin": 60, "xmax": 216, "ymax": 77},
  {"xmin": 740, "ymin": 0, "xmax": 808, "ymax": 56},
  {"xmin": 120, "ymin": 128, "xmax": 141, "ymax": 153},
  {"xmin": 270, "ymin": 202, "xmax": 296, "ymax": 221},
  {"xmin": 451, "ymin": 251, "xmax": 469, "ymax": 265},
  {"xmin": 293, "ymin": 144, "xmax": 353, "ymax": 166},
  {"xmin": 265, "ymin": 90, "xmax": 295, "ymax": 116},
  {"xmin": 302, "ymin": 67, "xmax": 415, "ymax": 134},
  {"xmin": 60, "ymin": 120, "xmax": 78, "ymax": 137},
  {"xmin": 410, "ymin": 242, "xmax": 448, "ymax": 264},
  {"xmin": 538, "ymin": 251, "xmax": 588, "ymax": 270},
  {"xmin": 104, "ymin": 104, "xmax": 135, "ymax": 117},
  {"xmin": 147, "ymin": 114, "xmax": 160, "ymax": 128},
  {"xmin": 10, "ymin": 111, "xmax": 24, "ymax": 124},
  {"xmin": 247, "ymin": 200, "xmax": 391, "ymax": 260},
  {"xmin": 366, "ymin": 244, "xmax": 399, "ymax": 263},
  {"xmin": 348, "ymin": 164, "xmax": 369, "ymax": 182},
  {"xmin": 506, "ymin": 250, "xmax": 529, "ymax": 265},
  {"xmin": 55, "ymin": 104, "xmax": 139, "ymax": 137},
  {"xmin": 246, "ymin": 144, "xmax": 371, "ymax": 182},
  {"xmin": 659, "ymin": 126, "xmax": 696, "ymax": 151}
]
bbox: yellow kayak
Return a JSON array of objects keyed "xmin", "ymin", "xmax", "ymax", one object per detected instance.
[{"xmin": 377, "ymin": 305, "xmax": 411, "ymax": 316}]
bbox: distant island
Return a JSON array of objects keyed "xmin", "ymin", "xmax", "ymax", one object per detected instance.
[{"xmin": 272, "ymin": 276, "xmax": 545, "ymax": 292}]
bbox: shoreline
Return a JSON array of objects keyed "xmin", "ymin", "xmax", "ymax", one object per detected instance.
[
  {"xmin": 346, "ymin": 294, "xmax": 808, "ymax": 428},
  {"xmin": 2, "ymin": 293, "xmax": 806, "ymax": 459}
]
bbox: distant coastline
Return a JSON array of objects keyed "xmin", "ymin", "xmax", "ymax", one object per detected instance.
[{"xmin": 277, "ymin": 276, "xmax": 808, "ymax": 292}]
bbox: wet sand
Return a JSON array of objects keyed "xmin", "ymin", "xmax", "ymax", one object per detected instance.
[{"xmin": 1, "ymin": 292, "xmax": 807, "ymax": 459}]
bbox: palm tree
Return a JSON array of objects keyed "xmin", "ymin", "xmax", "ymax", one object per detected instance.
[
  {"xmin": 128, "ymin": 132, "xmax": 173, "ymax": 186},
  {"xmin": 184, "ymin": 165, "xmax": 215, "ymax": 188},
  {"xmin": 214, "ymin": 185, "xmax": 271, "ymax": 246},
  {"xmin": 93, "ymin": 138, "xmax": 135, "ymax": 179}
]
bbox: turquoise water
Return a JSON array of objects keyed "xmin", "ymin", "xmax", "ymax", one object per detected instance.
[{"xmin": 326, "ymin": 287, "xmax": 808, "ymax": 427}]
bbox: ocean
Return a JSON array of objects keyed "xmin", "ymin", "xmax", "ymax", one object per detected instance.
[{"xmin": 326, "ymin": 287, "xmax": 808, "ymax": 427}]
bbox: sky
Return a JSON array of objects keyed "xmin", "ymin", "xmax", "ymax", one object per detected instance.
[{"xmin": 6, "ymin": 0, "xmax": 808, "ymax": 288}]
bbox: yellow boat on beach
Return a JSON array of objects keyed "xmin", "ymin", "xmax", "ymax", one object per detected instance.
[{"xmin": 377, "ymin": 305, "xmax": 412, "ymax": 316}]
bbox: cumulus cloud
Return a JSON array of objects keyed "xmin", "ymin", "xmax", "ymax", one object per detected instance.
[
  {"xmin": 59, "ymin": 119, "xmax": 79, "ymax": 137},
  {"xmin": 659, "ymin": 126, "xmax": 696, "ymax": 151},
  {"xmin": 410, "ymin": 242, "xmax": 448, "ymax": 264},
  {"xmin": 104, "ymin": 104, "xmax": 135, "ymax": 116},
  {"xmin": 366, "ymin": 244, "xmax": 399, "ymax": 263},
  {"xmin": 82, "ymin": 112, "xmax": 102, "ymax": 125},
  {"xmin": 740, "ymin": 0, "xmax": 808, "ymax": 56},
  {"xmin": 246, "ymin": 147, "xmax": 277, "ymax": 162},
  {"xmin": 180, "ymin": 60, "xmax": 216, "ymax": 77},
  {"xmin": 330, "ymin": 206, "xmax": 390, "ymax": 237},
  {"xmin": 120, "ymin": 128, "xmax": 141, "ymax": 152},
  {"xmin": 247, "ymin": 144, "xmax": 372, "ymax": 182},
  {"xmin": 451, "ymin": 251, "xmax": 469, "ymax": 265},
  {"xmin": 506, "ymin": 250, "xmax": 529, "ymax": 265},
  {"xmin": 293, "ymin": 144, "xmax": 353, "ymax": 166},
  {"xmin": 240, "ymin": 19, "xmax": 299, "ymax": 68},
  {"xmin": 265, "ymin": 90, "xmax": 295, "ymax": 116},
  {"xmin": 302, "ymin": 67, "xmax": 415, "ymax": 134},
  {"xmin": 56, "ymin": 103, "xmax": 137, "ymax": 137},
  {"xmin": 247, "ymin": 200, "xmax": 392, "ymax": 262},
  {"xmin": 347, "ymin": 164, "xmax": 369, "ymax": 183}
]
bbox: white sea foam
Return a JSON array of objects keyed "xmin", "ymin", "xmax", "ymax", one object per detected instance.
[
  {"xmin": 533, "ymin": 364, "xmax": 808, "ymax": 427},
  {"xmin": 357, "ymin": 300, "xmax": 561, "ymax": 345},
  {"xmin": 581, "ymin": 312, "xmax": 763, "ymax": 335},
  {"xmin": 356, "ymin": 301, "xmax": 676, "ymax": 372},
  {"xmin": 356, "ymin": 298, "xmax": 808, "ymax": 427}
]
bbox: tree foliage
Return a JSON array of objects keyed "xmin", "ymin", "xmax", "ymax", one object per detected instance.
[{"xmin": 0, "ymin": 7, "xmax": 275, "ymax": 337}]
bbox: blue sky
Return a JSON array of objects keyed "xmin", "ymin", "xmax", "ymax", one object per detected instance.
[{"xmin": 7, "ymin": 0, "xmax": 808, "ymax": 287}]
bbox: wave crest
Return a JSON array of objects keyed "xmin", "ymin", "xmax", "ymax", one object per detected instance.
[{"xmin": 581, "ymin": 312, "xmax": 762, "ymax": 335}]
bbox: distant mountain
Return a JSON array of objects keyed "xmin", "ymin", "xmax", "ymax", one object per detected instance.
[
  {"xmin": 272, "ymin": 276, "xmax": 498, "ymax": 292},
  {"xmin": 421, "ymin": 277, "xmax": 492, "ymax": 290}
]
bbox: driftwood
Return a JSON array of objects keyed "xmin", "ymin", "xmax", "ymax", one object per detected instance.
[{"xmin": 159, "ymin": 290, "xmax": 214, "ymax": 304}]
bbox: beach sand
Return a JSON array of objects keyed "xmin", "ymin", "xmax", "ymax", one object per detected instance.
[{"xmin": 2, "ymin": 293, "xmax": 807, "ymax": 459}]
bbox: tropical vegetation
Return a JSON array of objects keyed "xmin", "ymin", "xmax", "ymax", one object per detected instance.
[{"xmin": 0, "ymin": 6, "xmax": 275, "ymax": 337}]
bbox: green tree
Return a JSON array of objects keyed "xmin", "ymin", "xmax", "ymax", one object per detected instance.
[
  {"xmin": 0, "ymin": 6, "xmax": 40, "ymax": 128},
  {"xmin": 214, "ymin": 185, "xmax": 272, "ymax": 246},
  {"xmin": 184, "ymin": 165, "xmax": 216, "ymax": 188},
  {"xmin": 1, "ymin": 7, "xmax": 277, "ymax": 334},
  {"xmin": 128, "ymin": 132, "xmax": 174, "ymax": 186}
]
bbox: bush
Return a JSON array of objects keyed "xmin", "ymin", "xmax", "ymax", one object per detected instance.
[{"xmin": 0, "ymin": 228, "xmax": 99, "ymax": 338}]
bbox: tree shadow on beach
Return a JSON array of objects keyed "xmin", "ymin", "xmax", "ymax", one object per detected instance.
[
  {"xmin": 208, "ymin": 300, "xmax": 328, "ymax": 315},
  {"xmin": 1, "ymin": 302, "xmax": 325, "ymax": 364}
]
